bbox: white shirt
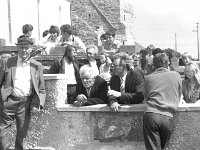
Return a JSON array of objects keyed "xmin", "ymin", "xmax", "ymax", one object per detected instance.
[
  {"xmin": 64, "ymin": 61, "xmax": 77, "ymax": 85},
  {"xmin": 12, "ymin": 56, "xmax": 32, "ymax": 97},
  {"xmin": 99, "ymin": 63, "xmax": 111, "ymax": 82},
  {"xmin": 146, "ymin": 55, "xmax": 153, "ymax": 65},
  {"xmin": 89, "ymin": 60, "xmax": 99, "ymax": 76}
]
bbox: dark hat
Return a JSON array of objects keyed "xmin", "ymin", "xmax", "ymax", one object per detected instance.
[{"xmin": 16, "ymin": 36, "xmax": 33, "ymax": 45}]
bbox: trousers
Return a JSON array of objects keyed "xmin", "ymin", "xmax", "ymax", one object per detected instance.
[
  {"xmin": 67, "ymin": 84, "xmax": 76, "ymax": 104},
  {"xmin": 143, "ymin": 112, "xmax": 175, "ymax": 150},
  {"xmin": 0, "ymin": 95, "xmax": 31, "ymax": 150}
]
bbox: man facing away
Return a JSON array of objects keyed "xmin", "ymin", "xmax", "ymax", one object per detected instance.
[
  {"xmin": 0, "ymin": 36, "xmax": 46, "ymax": 150},
  {"xmin": 143, "ymin": 53, "xmax": 182, "ymax": 150},
  {"xmin": 107, "ymin": 52, "xmax": 144, "ymax": 112}
]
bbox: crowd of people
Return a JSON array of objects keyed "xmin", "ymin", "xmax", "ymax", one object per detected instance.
[{"xmin": 0, "ymin": 23, "xmax": 200, "ymax": 150}]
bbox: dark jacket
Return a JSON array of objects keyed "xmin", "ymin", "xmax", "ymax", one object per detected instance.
[
  {"xmin": 75, "ymin": 76, "xmax": 108, "ymax": 105},
  {"xmin": 109, "ymin": 69, "xmax": 144, "ymax": 105},
  {"xmin": 0, "ymin": 56, "xmax": 46, "ymax": 109},
  {"xmin": 48, "ymin": 57, "xmax": 81, "ymax": 83}
]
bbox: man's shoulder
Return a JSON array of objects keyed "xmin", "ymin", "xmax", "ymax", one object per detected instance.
[
  {"xmin": 128, "ymin": 69, "xmax": 143, "ymax": 77},
  {"xmin": 95, "ymin": 75, "xmax": 106, "ymax": 83}
]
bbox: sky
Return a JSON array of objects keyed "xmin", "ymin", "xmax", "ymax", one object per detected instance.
[{"xmin": 128, "ymin": 0, "xmax": 200, "ymax": 58}]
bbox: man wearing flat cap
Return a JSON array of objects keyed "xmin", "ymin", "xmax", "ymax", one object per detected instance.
[{"xmin": 0, "ymin": 36, "xmax": 46, "ymax": 150}]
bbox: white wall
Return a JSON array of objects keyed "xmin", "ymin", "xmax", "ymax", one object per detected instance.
[
  {"xmin": 0, "ymin": 0, "xmax": 71, "ymax": 45},
  {"xmin": 0, "ymin": 0, "xmax": 9, "ymax": 45}
]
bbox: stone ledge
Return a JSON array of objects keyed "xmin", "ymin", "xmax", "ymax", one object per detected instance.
[
  {"xmin": 57, "ymin": 104, "xmax": 200, "ymax": 112},
  {"xmin": 57, "ymin": 104, "xmax": 145, "ymax": 112},
  {"xmin": 44, "ymin": 74, "xmax": 67, "ymax": 80},
  {"xmin": 8, "ymin": 147, "xmax": 55, "ymax": 150}
]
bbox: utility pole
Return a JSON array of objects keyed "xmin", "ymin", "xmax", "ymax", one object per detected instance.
[
  {"xmin": 175, "ymin": 33, "xmax": 177, "ymax": 51},
  {"xmin": 37, "ymin": 0, "xmax": 40, "ymax": 40},
  {"xmin": 7, "ymin": 0, "xmax": 12, "ymax": 43},
  {"xmin": 193, "ymin": 23, "xmax": 199, "ymax": 60}
]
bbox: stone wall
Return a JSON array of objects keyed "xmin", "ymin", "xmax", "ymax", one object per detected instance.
[{"xmin": 69, "ymin": 0, "xmax": 132, "ymax": 45}]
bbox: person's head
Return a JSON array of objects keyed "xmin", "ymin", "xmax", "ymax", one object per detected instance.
[
  {"xmin": 86, "ymin": 45, "xmax": 98, "ymax": 61},
  {"xmin": 100, "ymin": 34, "xmax": 106, "ymax": 45},
  {"xmin": 147, "ymin": 45, "xmax": 155, "ymax": 55},
  {"xmin": 185, "ymin": 62, "xmax": 200, "ymax": 83},
  {"xmin": 112, "ymin": 52, "xmax": 132, "ymax": 77},
  {"xmin": 60, "ymin": 24, "xmax": 72, "ymax": 39},
  {"xmin": 80, "ymin": 65, "xmax": 96, "ymax": 89},
  {"xmin": 99, "ymin": 52, "xmax": 109, "ymax": 64},
  {"xmin": 182, "ymin": 55, "xmax": 190, "ymax": 65},
  {"xmin": 152, "ymin": 48, "xmax": 163, "ymax": 56},
  {"xmin": 63, "ymin": 45, "xmax": 77, "ymax": 62},
  {"xmin": 48, "ymin": 25, "xmax": 59, "ymax": 41},
  {"xmin": 153, "ymin": 53, "xmax": 169, "ymax": 69},
  {"xmin": 16, "ymin": 36, "xmax": 33, "ymax": 60},
  {"xmin": 22, "ymin": 24, "xmax": 33, "ymax": 37},
  {"xmin": 42, "ymin": 30, "xmax": 49, "ymax": 37},
  {"xmin": 105, "ymin": 30, "xmax": 115, "ymax": 44}
]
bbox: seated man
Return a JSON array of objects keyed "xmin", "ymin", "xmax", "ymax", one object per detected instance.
[
  {"xmin": 108, "ymin": 52, "xmax": 144, "ymax": 111},
  {"xmin": 73, "ymin": 65, "xmax": 108, "ymax": 106}
]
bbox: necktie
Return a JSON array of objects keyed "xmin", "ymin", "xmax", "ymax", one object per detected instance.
[
  {"xmin": 120, "ymin": 78, "xmax": 125, "ymax": 92},
  {"xmin": 86, "ymin": 88, "xmax": 91, "ymax": 98}
]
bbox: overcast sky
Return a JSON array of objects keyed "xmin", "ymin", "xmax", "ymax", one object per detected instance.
[{"xmin": 129, "ymin": 0, "xmax": 200, "ymax": 58}]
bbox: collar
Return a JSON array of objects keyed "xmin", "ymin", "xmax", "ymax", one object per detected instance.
[
  {"xmin": 154, "ymin": 67, "xmax": 169, "ymax": 72},
  {"xmin": 17, "ymin": 55, "xmax": 30, "ymax": 64}
]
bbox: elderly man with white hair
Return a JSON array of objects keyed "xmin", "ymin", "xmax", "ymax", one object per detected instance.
[{"xmin": 73, "ymin": 65, "xmax": 108, "ymax": 106}]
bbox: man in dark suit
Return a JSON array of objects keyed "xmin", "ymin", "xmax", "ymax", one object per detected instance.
[
  {"xmin": 48, "ymin": 45, "xmax": 81, "ymax": 104},
  {"xmin": 108, "ymin": 52, "xmax": 144, "ymax": 111},
  {"xmin": 73, "ymin": 65, "xmax": 108, "ymax": 106},
  {"xmin": 0, "ymin": 36, "xmax": 46, "ymax": 150}
]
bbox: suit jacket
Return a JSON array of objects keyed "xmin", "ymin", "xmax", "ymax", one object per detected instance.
[
  {"xmin": 75, "ymin": 76, "xmax": 108, "ymax": 105},
  {"xmin": 109, "ymin": 69, "xmax": 144, "ymax": 105},
  {"xmin": 48, "ymin": 57, "xmax": 81, "ymax": 83},
  {"xmin": 0, "ymin": 56, "xmax": 46, "ymax": 110}
]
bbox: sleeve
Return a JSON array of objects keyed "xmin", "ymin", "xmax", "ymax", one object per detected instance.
[
  {"xmin": 108, "ymin": 76, "xmax": 122, "ymax": 106},
  {"xmin": 0, "ymin": 59, "xmax": 6, "ymax": 104},
  {"xmin": 0, "ymin": 59, "xmax": 6, "ymax": 88},
  {"xmin": 74, "ymin": 37, "xmax": 86, "ymax": 53},
  {"xmin": 48, "ymin": 59, "xmax": 60, "ymax": 74},
  {"xmin": 119, "ymin": 72, "xmax": 144, "ymax": 104},
  {"xmin": 30, "ymin": 64, "xmax": 46, "ymax": 109}
]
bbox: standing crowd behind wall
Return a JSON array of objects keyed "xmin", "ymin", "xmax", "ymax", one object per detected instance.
[{"xmin": 1, "ymin": 23, "xmax": 200, "ymax": 150}]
